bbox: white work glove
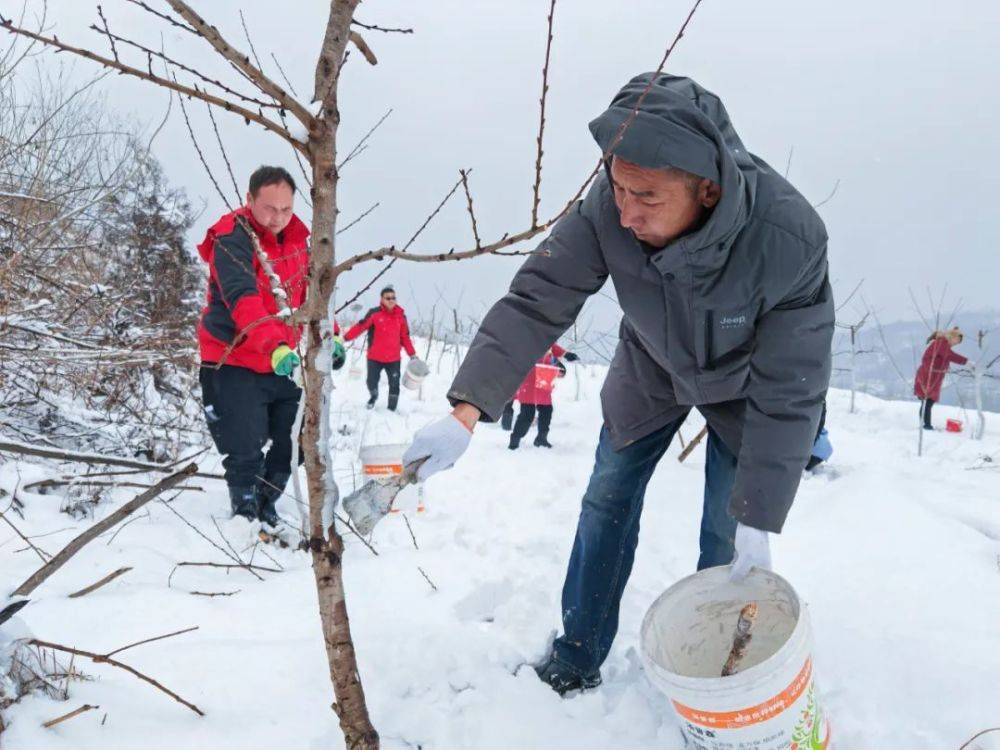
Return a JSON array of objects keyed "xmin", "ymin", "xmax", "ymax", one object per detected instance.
[
  {"xmin": 729, "ymin": 522, "xmax": 772, "ymax": 582},
  {"xmin": 402, "ymin": 414, "xmax": 472, "ymax": 482}
]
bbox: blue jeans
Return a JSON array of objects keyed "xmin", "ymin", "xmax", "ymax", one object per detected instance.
[{"xmin": 552, "ymin": 417, "xmax": 739, "ymax": 676}]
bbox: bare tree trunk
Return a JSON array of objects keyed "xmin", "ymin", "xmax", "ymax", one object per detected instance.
[{"xmin": 298, "ymin": 3, "xmax": 378, "ymax": 747}]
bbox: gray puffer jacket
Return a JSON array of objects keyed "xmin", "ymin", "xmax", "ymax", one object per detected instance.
[{"xmin": 448, "ymin": 73, "xmax": 834, "ymax": 533}]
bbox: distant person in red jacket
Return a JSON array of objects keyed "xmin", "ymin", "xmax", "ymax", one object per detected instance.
[
  {"xmin": 506, "ymin": 344, "xmax": 578, "ymax": 449},
  {"xmin": 914, "ymin": 327, "xmax": 967, "ymax": 430},
  {"xmin": 197, "ymin": 166, "xmax": 307, "ymax": 526},
  {"xmin": 345, "ymin": 286, "xmax": 417, "ymax": 411}
]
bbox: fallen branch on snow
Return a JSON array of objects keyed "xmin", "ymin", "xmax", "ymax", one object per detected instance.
[{"xmin": 12, "ymin": 464, "xmax": 197, "ymax": 597}]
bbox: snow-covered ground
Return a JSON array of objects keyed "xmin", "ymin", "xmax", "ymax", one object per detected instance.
[{"xmin": 2, "ymin": 342, "xmax": 999, "ymax": 749}]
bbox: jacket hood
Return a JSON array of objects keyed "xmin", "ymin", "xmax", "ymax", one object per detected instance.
[
  {"xmin": 197, "ymin": 207, "xmax": 310, "ymax": 262},
  {"xmin": 589, "ymin": 73, "xmax": 758, "ymax": 260}
]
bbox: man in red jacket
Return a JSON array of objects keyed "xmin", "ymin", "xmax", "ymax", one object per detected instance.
[
  {"xmin": 197, "ymin": 166, "xmax": 309, "ymax": 525},
  {"xmin": 345, "ymin": 286, "xmax": 417, "ymax": 411}
]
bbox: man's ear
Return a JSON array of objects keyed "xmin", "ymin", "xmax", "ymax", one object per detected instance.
[
  {"xmin": 699, "ymin": 179, "xmax": 721, "ymax": 209},
  {"xmin": 245, "ymin": 191, "xmax": 253, "ymax": 207}
]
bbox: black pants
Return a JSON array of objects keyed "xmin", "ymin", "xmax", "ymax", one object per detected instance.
[
  {"xmin": 511, "ymin": 403, "xmax": 553, "ymax": 441},
  {"xmin": 200, "ymin": 365, "xmax": 301, "ymax": 490},
  {"xmin": 920, "ymin": 398, "xmax": 935, "ymax": 428},
  {"xmin": 367, "ymin": 359, "xmax": 401, "ymax": 410}
]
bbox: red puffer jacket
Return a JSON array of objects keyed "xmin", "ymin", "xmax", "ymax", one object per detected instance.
[
  {"xmin": 345, "ymin": 304, "xmax": 416, "ymax": 363},
  {"xmin": 914, "ymin": 337, "xmax": 967, "ymax": 401},
  {"xmin": 197, "ymin": 208, "xmax": 309, "ymax": 373},
  {"xmin": 515, "ymin": 344, "xmax": 566, "ymax": 406}
]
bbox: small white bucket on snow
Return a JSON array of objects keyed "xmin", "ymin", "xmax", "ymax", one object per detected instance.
[
  {"xmin": 402, "ymin": 357, "xmax": 430, "ymax": 391},
  {"xmin": 357, "ymin": 442, "xmax": 424, "ymax": 513},
  {"xmin": 359, "ymin": 443, "xmax": 408, "ymax": 478},
  {"xmin": 640, "ymin": 566, "xmax": 830, "ymax": 749}
]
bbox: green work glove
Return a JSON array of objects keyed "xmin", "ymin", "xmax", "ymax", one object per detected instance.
[
  {"xmin": 331, "ymin": 336, "xmax": 346, "ymax": 371},
  {"xmin": 271, "ymin": 344, "xmax": 300, "ymax": 377}
]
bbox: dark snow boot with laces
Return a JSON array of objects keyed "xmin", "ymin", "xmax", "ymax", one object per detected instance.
[
  {"xmin": 228, "ymin": 486, "xmax": 258, "ymax": 521},
  {"xmin": 256, "ymin": 474, "xmax": 289, "ymax": 528}
]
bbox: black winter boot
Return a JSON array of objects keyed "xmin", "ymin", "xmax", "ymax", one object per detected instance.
[
  {"xmin": 534, "ymin": 654, "xmax": 601, "ymax": 696},
  {"xmin": 257, "ymin": 474, "xmax": 289, "ymax": 528},
  {"xmin": 534, "ymin": 434, "xmax": 553, "ymax": 448},
  {"xmin": 508, "ymin": 434, "xmax": 520, "ymax": 450},
  {"xmin": 228, "ymin": 486, "xmax": 258, "ymax": 521}
]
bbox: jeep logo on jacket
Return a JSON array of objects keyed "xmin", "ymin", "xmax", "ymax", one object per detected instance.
[{"xmin": 448, "ymin": 74, "xmax": 835, "ymax": 534}]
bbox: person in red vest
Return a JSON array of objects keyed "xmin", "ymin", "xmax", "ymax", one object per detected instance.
[
  {"xmin": 198, "ymin": 166, "xmax": 343, "ymax": 526},
  {"xmin": 506, "ymin": 344, "xmax": 578, "ymax": 449},
  {"xmin": 345, "ymin": 285, "xmax": 417, "ymax": 411},
  {"xmin": 914, "ymin": 327, "xmax": 967, "ymax": 430}
]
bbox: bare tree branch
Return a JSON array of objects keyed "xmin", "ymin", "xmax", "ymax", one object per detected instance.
[{"xmin": 531, "ymin": 0, "xmax": 556, "ymax": 229}]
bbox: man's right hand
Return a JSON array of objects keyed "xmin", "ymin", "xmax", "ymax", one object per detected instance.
[{"xmin": 402, "ymin": 404, "xmax": 479, "ymax": 482}]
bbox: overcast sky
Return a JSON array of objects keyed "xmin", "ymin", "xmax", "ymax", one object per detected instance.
[{"xmin": 24, "ymin": 0, "xmax": 1000, "ymax": 330}]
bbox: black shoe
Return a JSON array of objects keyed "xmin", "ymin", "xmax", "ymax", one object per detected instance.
[
  {"xmin": 228, "ymin": 486, "xmax": 258, "ymax": 521},
  {"xmin": 366, "ymin": 400, "xmax": 375, "ymax": 410},
  {"xmin": 533, "ymin": 435, "xmax": 553, "ymax": 448},
  {"xmin": 534, "ymin": 654, "xmax": 601, "ymax": 696},
  {"xmin": 256, "ymin": 474, "xmax": 288, "ymax": 527},
  {"xmin": 508, "ymin": 434, "xmax": 520, "ymax": 450},
  {"xmin": 923, "ymin": 425, "xmax": 934, "ymax": 431}
]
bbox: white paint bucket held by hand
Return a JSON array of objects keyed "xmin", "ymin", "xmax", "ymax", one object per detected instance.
[
  {"xmin": 640, "ymin": 567, "xmax": 830, "ymax": 749},
  {"xmin": 402, "ymin": 357, "xmax": 430, "ymax": 390}
]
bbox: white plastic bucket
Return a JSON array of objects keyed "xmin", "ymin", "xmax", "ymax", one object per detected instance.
[
  {"xmin": 640, "ymin": 566, "xmax": 830, "ymax": 749},
  {"xmin": 359, "ymin": 443, "xmax": 408, "ymax": 479},
  {"xmin": 402, "ymin": 358, "xmax": 430, "ymax": 391}
]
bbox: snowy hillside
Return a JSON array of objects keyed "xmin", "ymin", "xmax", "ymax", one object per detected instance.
[{"xmin": 2, "ymin": 340, "xmax": 998, "ymax": 749}]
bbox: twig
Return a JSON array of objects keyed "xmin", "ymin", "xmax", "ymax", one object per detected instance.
[
  {"xmin": 42, "ymin": 703, "xmax": 99, "ymax": 729},
  {"xmin": 460, "ymin": 169, "xmax": 481, "ymax": 248},
  {"xmin": 190, "ymin": 589, "xmax": 241, "ymax": 597},
  {"xmin": 338, "ymin": 108, "xmax": 392, "ymax": 170},
  {"xmin": 105, "ymin": 625, "xmax": 199, "ymax": 658},
  {"xmin": 401, "ymin": 513, "xmax": 419, "ymax": 550},
  {"xmin": 176, "ymin": 86, "xmax": 232, "ymax": 210},
  {"xmin": 0, "ymin": 16, "xmax": 304, "ymax": 150},
  {"xmin": 812, "ymin": 178, "xmax": 841, "ymax": 209},
  {"xmin": 416, "ymin": 566, "xmax": 437, "ymax": 592},
  {"xmin": 68, "ymin": 566, "xmax": 133, "ymax": 598},
  {"xmin": 205, "ymin": 101, "xmax": 241, "ymax": 205},
  {"xmin": 156, "ymin": 499, "xmax": 264, "ymax": 581},
  {"xmin": 1, "ymin": 507, "xmax": 50, "ymax": 563},
  {"xmin": 172, "ymin": 561, "xmax": 282, "ymax": 574},
  {"xmin": 351, "ymin": 19, "xmax": 413, "ymax": 34},
  {"xmin": 30, "ymin": 637, "xmax": 204, "ymax": 716},
  {"xmin": 348, "ymin": 31, "xmax": 377, "ymax": 66},
  {"xmin": 959, "ymin": 728, "xmax": 1000, "ymax": 750},
  {"xmin": 531, "ymin": 0, "xmax": 556, "ymax": 228},
  {"xmin": 678, "ymin": 425, "xmax": 708, "ymax": 463},
  {"xmin": 125, "ymin": 0, "xmax": 197, "ymax": 35},
  {"xmin": 12, "ymin": 464, "xmax": 198, "ymax": 597},
  {"xmin": 336, "ymin": 201, "xmax": 379, "ymax": 235},
  {"xmin": 604, "ymin": 0, "xmax": 704, "ymax": 159},
  {"xmin": 0, "ymin": 439, "xmax": 222, "ymax": 479}
]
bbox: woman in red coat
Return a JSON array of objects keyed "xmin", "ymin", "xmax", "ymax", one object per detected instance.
[
  {"xmin": 506, "ymin": 344, "xmax": 578, "ymax": 449},
  {"xmin": 914, "ymin": 327, "xmax": 967, "ymax": 430}
]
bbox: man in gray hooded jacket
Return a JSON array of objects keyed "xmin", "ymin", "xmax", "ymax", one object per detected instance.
[{"xmin": 403, "ymin": 73, "xmax": 834, "ymax": 694}]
